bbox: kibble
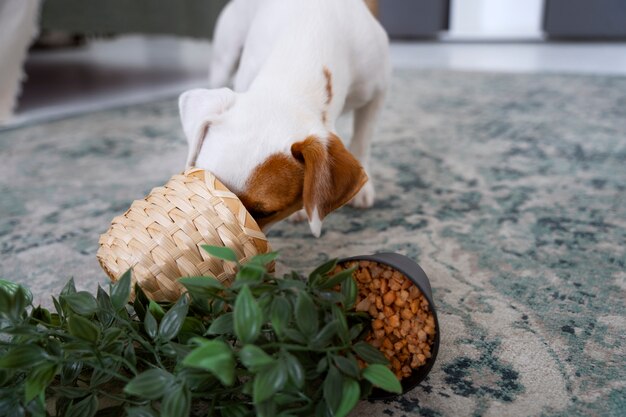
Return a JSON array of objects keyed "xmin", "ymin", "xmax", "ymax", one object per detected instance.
[{"xmin": 336, "ymin": 260, "xmax": 437, "ymax": 380}]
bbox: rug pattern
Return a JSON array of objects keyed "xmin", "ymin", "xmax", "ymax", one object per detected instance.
[{"xmin": 1, "ymin": 70, "xmax": 625, "ymax": 416}]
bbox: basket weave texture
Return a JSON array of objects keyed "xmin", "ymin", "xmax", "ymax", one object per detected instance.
[{"xmin": 97, "ymin": 168, "xmax": 271, "ymax": 302}]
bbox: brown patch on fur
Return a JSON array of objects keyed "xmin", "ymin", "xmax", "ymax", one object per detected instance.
[
  {"xmin": 322, "ymin": 66, "xmax": 333, "ymax": 124},
  {"xmin": 291, "ymin": 134, "xmax": 367, "ymax": 221},
  {"xmin": 239, "ymin": 153, "xmax": 305, "ymax": 229},
  {"xmin": 364, "ymin": 0, "xmax": 379, "ymax": 17},
  {"xmin": 323, "ymin": 66, "xmax": 333, "ymax": 105}
]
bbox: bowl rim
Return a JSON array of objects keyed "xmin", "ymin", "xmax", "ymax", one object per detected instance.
[{"xmin": 338, "ymin": 252, "xmax": 440, "ymax": 400}]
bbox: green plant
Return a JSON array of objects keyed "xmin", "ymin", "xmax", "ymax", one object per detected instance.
[{"xmin": 0, "ymin": 246, "xmax": 402, "ymax": 417}]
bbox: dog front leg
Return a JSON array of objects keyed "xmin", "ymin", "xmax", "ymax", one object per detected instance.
[{"xmin": 349, "ymin": 91, "xmax": 385, "ymax": 208}]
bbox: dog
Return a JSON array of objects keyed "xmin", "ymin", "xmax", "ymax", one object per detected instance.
[{"xmin": 179, "ymin": 0, "xmax": 389, "ymax": 237}]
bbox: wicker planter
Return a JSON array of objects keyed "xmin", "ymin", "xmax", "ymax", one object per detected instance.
[{"xmin": 97, "ymin": 168, "xmax": 271, "ymax": 302}]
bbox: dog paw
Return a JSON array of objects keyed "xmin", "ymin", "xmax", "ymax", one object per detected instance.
[
  {"xmin": 288, "ymin": 209, "xmax": 308, "ymax": 222},
  {"xmin": 350, "ymin": 181, "xmax": 375, "ymax": 208}
]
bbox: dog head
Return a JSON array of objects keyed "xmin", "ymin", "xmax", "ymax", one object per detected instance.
[{"xmin": 179, "ymin": 88, "xmax": 367, "ymax": 237}]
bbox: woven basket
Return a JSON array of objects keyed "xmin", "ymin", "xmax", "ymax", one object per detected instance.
[{"xmin": 96, "ymin": 168, "xmax": 271, "ymax": 302}]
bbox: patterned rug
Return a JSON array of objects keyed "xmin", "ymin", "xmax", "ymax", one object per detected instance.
[{"xmin": 1, "ymin": 70, "xmax": 625, "ymax": 416}]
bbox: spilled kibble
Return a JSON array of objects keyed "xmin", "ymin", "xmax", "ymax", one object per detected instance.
[{"xmin": 336, "ymin": 261, "xmax": 436, "ymax": 380}]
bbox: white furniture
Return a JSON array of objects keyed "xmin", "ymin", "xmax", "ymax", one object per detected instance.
[{"xmin": 0, "ymin": 0, "xmax": 41, "ymax": 124}]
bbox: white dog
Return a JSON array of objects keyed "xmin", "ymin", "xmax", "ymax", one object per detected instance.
[{"xmin": 179, "ymin": 0, "xmax": 389, "ymax": 237}]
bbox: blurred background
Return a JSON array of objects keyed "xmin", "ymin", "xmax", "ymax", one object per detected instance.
[{"xmin": 1, "ymin": 0, "xmax": 625, "ymax": 126}]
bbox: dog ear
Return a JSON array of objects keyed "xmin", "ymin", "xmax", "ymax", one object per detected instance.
[
  {"xmin": 179, "ymin": 88, "xmax": 236, "ymax": 168},
  {"xmin": 291, "ymin": 134, "xmax": 367, "ymax": 237}
]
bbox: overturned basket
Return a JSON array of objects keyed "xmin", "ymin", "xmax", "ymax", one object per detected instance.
[{"xmin": 97, "ymin": 168, "xmax": 271, "ymax": 302}]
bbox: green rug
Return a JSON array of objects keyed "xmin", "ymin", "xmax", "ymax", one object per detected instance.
[{"xmin": 1, "ymin": 70, "xmax": 625, "ymax": 416}]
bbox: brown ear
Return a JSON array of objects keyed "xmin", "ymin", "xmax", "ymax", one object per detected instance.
[{"xmin": 291, "ymin": 134, "xmax": 368, "ymax": 237}]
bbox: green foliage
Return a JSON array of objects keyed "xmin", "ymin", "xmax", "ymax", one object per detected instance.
[
  {"xmin": 362, "ymin": 365, "xmax": 402, "ymax": 394},
  {"xmin": 0, "ymin": 246, "xmax": 402, "ymax": 417}
]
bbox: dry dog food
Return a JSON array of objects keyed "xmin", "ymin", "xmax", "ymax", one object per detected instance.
[{"xmin": 336, "ymin": 261, "xmax": 436, "ymax": 380}]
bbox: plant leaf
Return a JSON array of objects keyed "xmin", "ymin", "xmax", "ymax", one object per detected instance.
[
  {"xmin": 61, "ymin": 291, "xmax": 98, "ymax": 315},
  {"xmin": 239, "ymin": 345, "xmax": 274, "ymax": 372},
  {"xmin": 25, "ymin": 363, "xmax": 57, "ymax": 402},
  {"xmin": 161, "ymin": 384, "xmax": 191, "ymax": 417},
  {"xmin": 318, "ymin": 267, "xmax": 355, "ymax": 290},
  {"xmin": 236, "ymin": 264, "xmax": 265, "ymax": 283},
  {"xmin": 362, "ymin": 364, "xmax": 402, "ymax": 394},
  {"xmin": 61, "ymin": 361, "xmax": 83, "ymax": 385},
  {"xmin": 61, "ymin": 278, "xmax": 77, "ymax": 296},
  {"xmin": 348, "ymin": 323, "xmax": 365, "ymax": 341},
  {"xmin": 323, "ymin": 366, "xmax": 343, "ymax": 413},
  {"xmin": 101, "ymin": 328, "xmax": 123, "ymax": 348},
  {"xmin": 309, "ymin": 259, "xmax": 337, "ymax": 281},
  {"xmin": 206, "ymin": 312, "xmax": 234, "ymax": 335},
  {"xmin": 333, "ymin": 355, "xmax": 361, "ymax": 379},
  {"xmin": 135, "ymin": 283, "xmax": 150, "ymax": 308},
  {"xmin": 144, "ymin": 309, "xmax": 157, "ymax": 339},
  {"xmin": 277, "ymin": 278, "xmax": 306, "ymax": 291},
  {"xmin": 124, "ymin": 342, "xmax": 137, "ymax": 371},
  {"xmin": 247, "ymin": 252, "xmax": 278, "ymax": 267},
  {"xmin": 182, "ymin": 339, "xmax": 235, "ymax": 386},
  {"xmin": 353, "ymin": 341, "xmax": 389, "ymax": 365},
  {"xmin": 110, "ymin": 269, "xmax": 132, "ymax": 310},
  {"xmin": 0, "ymin": 285, "xmax": 11, "ymax": 318},
  {"xmin": 295, "ymin": 292, "xmax": 318, "ymax": 339},
  {"xmin": 234, "ymin": 285, "xmax": 263, "ymax": 344},
  {"xmin": 284, "ymin": 329, "xmax": 307, "ymax": 345},
  {"xmin": 202, "ymin": 245, "xmax": 238, "ymax": 262},
  {"xmin": 96, "ymin": 285, "xmax": 114, "ymax": 327},
  {"xmin": 66, "ymin": 394, "xmax": 98, "ymax": 417},
  {"xmin": 158, "ymin": 297, "xmax": 189, "ymax": 342},
  {"xmin": 309, "ymin": 320, "xmax": 338, "ymax": 349},
  {"xmin": 52, "ymin": 296, "xmax": 64, "ymax": 320},
  {"xmin": 0, "ymin": 279, "xmax": 32, "ymax": 303},
  {"xmin": 68, "ymin": 314, "xmax": 100, "ymax": 342},
  {"xmin": 331, "ymin": 304, "xmax": 350, "ymax": 344},
  {"xmin": 133, "ymin": 295, "xmax": 147, "ymax": 323},
  {"xmin": 181, "ymin": 316, "xmax": 205, "ymax": 335},
  {"xmin": 124, "ymin": 369, "xmax": 175, "ymax": 399},
  {"xmin": 317, "ymin": 357, "xmax": 329, "ymax": 374},
  {"xmin": 335, "ymin": 378, "xmax": 360, "ymax": 417},
  {"xmin": 317, "ymin": 290, "xmax": 344, "ymax": 304},
  {"xmin": 270, "ymin": 296, "xmax": 291, "ymax": 336},
  {"xmin": 0, "ymin": 345, "xmax": 49, "ymax": 369},
  {"xmin": 341, "ymin": 275, "xmax": 357, "ymax": 310},
  {"xmin": 253, "ymin": 361, "xmax": 288, "ymax": 404},
  {"xmin": 0, "ymin": 280, "xmax": 32, "ymax": 320},
  {"xmin": 31, "ymin": 306, "xmax": 52, "ymax": 324},
  {"xmin": 179, "ymin": 276, "xmax": 225, "ymax": 294},
  {"xmin": 148, "ymin": 300, "xmax": 165, "ymax": 321},
  {"xmin": 282, "ymin": 351, "xmax": 304, "ymax": 389}
]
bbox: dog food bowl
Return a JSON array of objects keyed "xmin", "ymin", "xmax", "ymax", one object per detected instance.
[
  {"xmin": 339, "ymin": 253, "xmax": 440, "ymax": 399},
  {"xmin": 97, "ymin": 168, "xmax": 271, "ymax": 302}
]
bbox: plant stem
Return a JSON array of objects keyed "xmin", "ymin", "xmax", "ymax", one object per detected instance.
[{"xmin": 95, "ymin": 389, "xmax": 147, "ymax": 406}]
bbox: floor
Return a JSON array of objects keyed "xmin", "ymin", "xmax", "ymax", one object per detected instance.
[{"xmin": 9, "ymin": 36, "xmax": 626, "ymax": 127}]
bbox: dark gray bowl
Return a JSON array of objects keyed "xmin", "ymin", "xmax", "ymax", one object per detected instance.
[{"xmin": 339, "ymin": 252, "xmax": 440, "ymax": 400}]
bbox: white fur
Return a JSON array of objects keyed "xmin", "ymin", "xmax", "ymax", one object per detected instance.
[
  {"xmin": 308, "ymin": 207, "xmax": 323, "ymax": 238},
  {"xmin": 180, "ymin": 0, "xmax": 390, "ymax": 236}
]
